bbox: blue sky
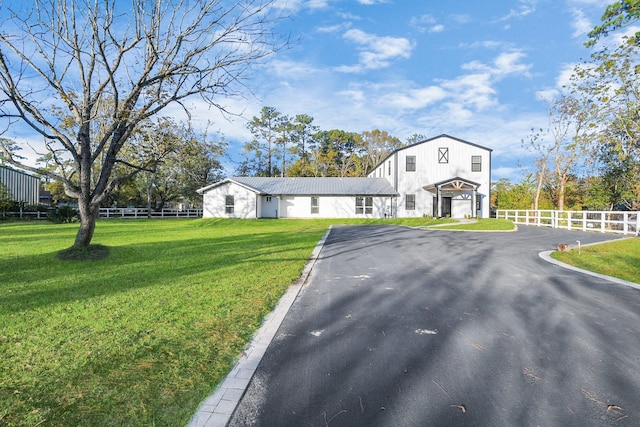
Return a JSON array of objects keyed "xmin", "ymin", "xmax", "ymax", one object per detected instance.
[
  {"xmin": 2, "ymin": 0, "xmax": 629, "ymax": 182},
  {"xmin": 184, "ymin": 0, "xmax": 616, "ymax": 181}
]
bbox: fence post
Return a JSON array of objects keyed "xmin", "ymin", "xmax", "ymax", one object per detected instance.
[{"xmin": 624, "ymin": 212, "xmax": 628, "ymax": 235}]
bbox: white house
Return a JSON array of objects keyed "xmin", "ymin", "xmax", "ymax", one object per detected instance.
[
  {"xmin": 197, "ymin": 177, "xmax": 398, "ymax": 219},
  {"xmin": 368, "ymin": 134, "xmax": 492, "ymax": 218},
  {"xmin": 198, "ymin": 134, "xmax": 492, "ymax": 219}
]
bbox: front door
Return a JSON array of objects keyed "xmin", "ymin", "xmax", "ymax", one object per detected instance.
[{"xmin": 441, "ymin": 197, "xmax": 452, "ymax": 217}]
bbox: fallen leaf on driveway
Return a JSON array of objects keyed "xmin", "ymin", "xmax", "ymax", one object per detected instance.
[
  {"xmin": 450, "ymin": 404, "xmax": 467, "ymax": 413},
  {"xmin": 415, "ymin": 329, "xmax": 437, "ymax": 335}
]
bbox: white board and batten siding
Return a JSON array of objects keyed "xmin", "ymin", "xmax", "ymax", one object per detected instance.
[
  {"xmin": 200, "ymin": 179, "xmax": 394, "ymax": 219},
  {"xmin": 277, "ymin": 195, "xmax": 388, "ymax": 218},
  {"xmin": 369, "ymin": 134, "xmax": 492, "ymax": 218},
  {"xmin": 198, "ymin": 136, "xmax": 491, "ymax": 219},
  {"xmin": 202, "ymin": 181, "xmax": 257, "ymax": 219}
]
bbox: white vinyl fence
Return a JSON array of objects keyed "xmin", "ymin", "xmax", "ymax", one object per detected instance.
[
  {"xmin": 497, "ymin": 209, "xmax": 639, "ymax": 236},
  {"xmin": 3, "ymin": 207, "xmax": 203, "ymax": 220},
  {"xmin": 99, "ymin": 208, "xmax": 202, "ymax": 219}
]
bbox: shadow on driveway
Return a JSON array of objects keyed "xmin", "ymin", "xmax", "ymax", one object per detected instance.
[{"xmin": 230, "ymin": 225, "xmax": 639, "ymax": 426}]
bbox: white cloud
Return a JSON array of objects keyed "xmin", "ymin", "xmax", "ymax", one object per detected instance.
[
  {"xmin": 492, "ymin": 166, "xmax": 525, "ymax": 181},
  {"xmin": 570, "ymin": 8, "xmax": 593, "ymax": 38},
  {"xmin": 441, "ymin": 73, "xmax": 497, "ymax": 111},
  {"xmin": 357, "ymin": 0, "xmax": 389, "ymax": 4},
  {"xmin": 340, "ymin": 29, "xmax": 413, "ymax": 71},
  {"xmin": 272, "ymin": 0, "xmax": 329, "ymax": 11},
  {"xmin": 268, "ymin": 59, "xmax": 323, "ymax": 79},
  {"xmin": 460, "ymin": 40, "xmax": 515, "ymax": 50},
  {"xmin": 462, "ymin": 51, "xmax": 532, "ymax": 79},
  {"xmin": 493, "ymin": 51, "xmax": 532, "ymax": 76},
  {"xmin": 410, "ymin": 14, "xmax": 438, "ymax": 33},
  {"xmin": 317, "ymin": 23, "xmax": 350, "ymax": 33},
  {"xmin": 382, "ymin": 86, "xmax": 448, "ymax": 109},
  {"xmin": 307, "ymin": 0, "xmax": 331, "ymax": 8},
  {"xmin": 496, "ymin": 0, "xmax": 537, "ymax": 22},
  {"xmin": 429, "ymin": 24, "xmax": 445, "ymax": 33},
  {"xmin": 271, "ymin": 0, "xmax": 304, "ymax": 11}
]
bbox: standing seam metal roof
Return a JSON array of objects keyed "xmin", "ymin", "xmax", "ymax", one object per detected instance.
[{"xmin": 223, "ymin": 177, "xmax": 398, "ymax": 196}]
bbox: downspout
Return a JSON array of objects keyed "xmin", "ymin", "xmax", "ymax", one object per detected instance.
[{"xmin": 394, "ymin": 153, "xmax": 399, "ymax": 217}]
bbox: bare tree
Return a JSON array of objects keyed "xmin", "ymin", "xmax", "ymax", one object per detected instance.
[
  {"xmin": 523, "ymin": 96, "xmax": 594, "ymax": 210},
  {"xmin": 0, "ymin": 0, "xmax": 283, "ymax": 248}
]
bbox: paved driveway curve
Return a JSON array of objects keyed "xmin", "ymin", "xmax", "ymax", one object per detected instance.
[{"xmin": 229, "ymin": 225, "xmax": 640, "ymax": 426}]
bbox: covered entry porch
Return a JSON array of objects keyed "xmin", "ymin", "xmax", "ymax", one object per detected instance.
[{"xmin": 423, "ymin": 177, "xmax": 481, "ymax": 218}]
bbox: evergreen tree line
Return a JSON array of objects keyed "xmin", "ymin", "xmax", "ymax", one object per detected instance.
[{"xmin": 236, "ymin": 106, "xmax": 411, "ymax": 178}]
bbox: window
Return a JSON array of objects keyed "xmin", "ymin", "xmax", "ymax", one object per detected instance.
[
  {"xmin": 438, "ymin": 147, "xmax": 449, "ymax": 164},
  {"xmin": 388, "ymin": 160, "xmax": 391, "ymax": 175},
  {"xmin": 266, "ymin": 196, "xmax": 272, "ymax": 202},
  {"xmin": 472, "ymin": 155, "xmax": 482, "ymax": 172},
  {"xmin": 406, "ymin": 194, "xmax": 415, "ymax": 210},
  {"xmin": 365, "ymin": 196, "xmax": 373, "ymax": 214},
  {"xmin": 225, "ymin": 195, "xmax": 234, "ymax": 214},
  {"xmin": 355, "ymin": 197, "xmax": 364, "ymax": 214},
  {"xmin": 311, "ymin": 196, "xmax": 319, "ymax": 214},
  {"xmin": 406, "ymin": 155, "xmax": 416, "ymax": 171},
  {"xmin": 356, "ymin": 197, "xmax": 373, "ymax": 214}
]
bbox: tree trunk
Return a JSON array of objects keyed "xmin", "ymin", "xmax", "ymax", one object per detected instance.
[
  {"xmin": 74, "ymin": 196, "xmax": 99, "ymax": 247},
  {"xmin": 558, "ymin": 177, "xmax": 566, "ymax": 211}
]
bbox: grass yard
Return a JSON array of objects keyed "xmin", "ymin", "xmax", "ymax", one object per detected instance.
[
  {"xmin": 0, "ymin": 217, "xmax": 449, "ymax": 426},
  {"xmin": 427, "ymin": 218, "xmax": 516, "ymax": 231},
  {"xmin": 551, "ymin": 237, "xmax": 640, "ymax": 284}
]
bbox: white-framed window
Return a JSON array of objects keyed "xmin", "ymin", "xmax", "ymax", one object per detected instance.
[
  {"xmin": 365, "ymin": 196, "xmax": 373, "ymax": 214},
  {"xmin": 438, "ymin": 147, "xmax": 449, "ymax": 164},
  {"xmin": 472, "ymin": 155, "xmax": 482, "ymax": 172},
  {"xmin": 388, "ymin": 160, "xmax": 391, "ymax": 175},
  {"xmin": 406, "ymin": 194, "xmax": 415, "ymax": 210},
  {"xmin": 355, "ymin": 196, "xmax": 373, "ymax": 214},
  {"xmin": 225, "ymin": 195, "xmax": 234, "ymax": 214},
  {"xmin": 406, "ymin": 155, "xmax": 416, "ymax": 172},
  {"xmin": 266, "ymin": 196, "xmax": 272, "ymax": 202},
  {"xmin": 311, "ymin": 196, "xmax": 319, "ymax": 214}
]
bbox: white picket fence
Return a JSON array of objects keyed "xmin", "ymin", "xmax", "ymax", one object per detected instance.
[
  {"xmin": 496, "ymin": 209, "xmax": 639, "ymax": 236},
  {"xmin": 2, "ymin": 207, "xmax": 203, "ymax": 220}
]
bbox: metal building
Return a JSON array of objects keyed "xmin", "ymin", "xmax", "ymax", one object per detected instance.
[{"xmin": 0, "ymin": 165, "xmax": 40, "ymax": 205}]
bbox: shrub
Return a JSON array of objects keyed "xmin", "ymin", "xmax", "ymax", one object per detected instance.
[{"xmin": 48, "ymin": 205, "xmax": 78, "ymax": 223}]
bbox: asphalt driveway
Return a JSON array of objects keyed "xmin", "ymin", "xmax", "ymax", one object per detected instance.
[{"xmin": 229, "ymin": 225, "xmax": 640, "ymax": 426}]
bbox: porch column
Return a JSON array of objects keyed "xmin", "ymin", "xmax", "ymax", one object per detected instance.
[
  {"xmin": 436, "ymin": 185, "xmax": 441, "ymax": 218},
  {"xmin": 472, "ymin": 189, "xmax": 477, "ymax": 218}
]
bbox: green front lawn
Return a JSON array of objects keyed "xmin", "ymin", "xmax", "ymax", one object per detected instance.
[
  {"xmin": 551, "ymin": 237, "xmax": 640, "ymax": 284},
  {"xmin": 0, "ymin": 217, "xmax": 448, "ymax": 426},
  {"xmin": 428, "ymin": 218, "xmax": 516, "ymax": 231}
]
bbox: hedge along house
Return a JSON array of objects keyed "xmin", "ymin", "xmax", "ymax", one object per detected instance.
[
  {"xmin": 197, "ymin": 177, "xmax": 398, "ymax": 219},
  {"xmin": 368, "ymin": 134, "xmax": 492, "ymax": 218}
]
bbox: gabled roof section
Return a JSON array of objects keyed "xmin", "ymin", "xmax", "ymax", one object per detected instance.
[
  {"xmin": 405, "ymin": 134, "xmax": 492, "ymax": 153},
  {"xmin": 196, "ymin": 178, "xmax": 262, "ymax": 194},
  {"xmin": 198, "ymin": 177, "xmax": 398, "ymax": 196},
  {"xmin": 422, "ymin": 176, "xmax": 481, "ymax": 193},
  {"xmin": 373, "ymin": 134, "xmax": 492, "ymax": 170}
]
